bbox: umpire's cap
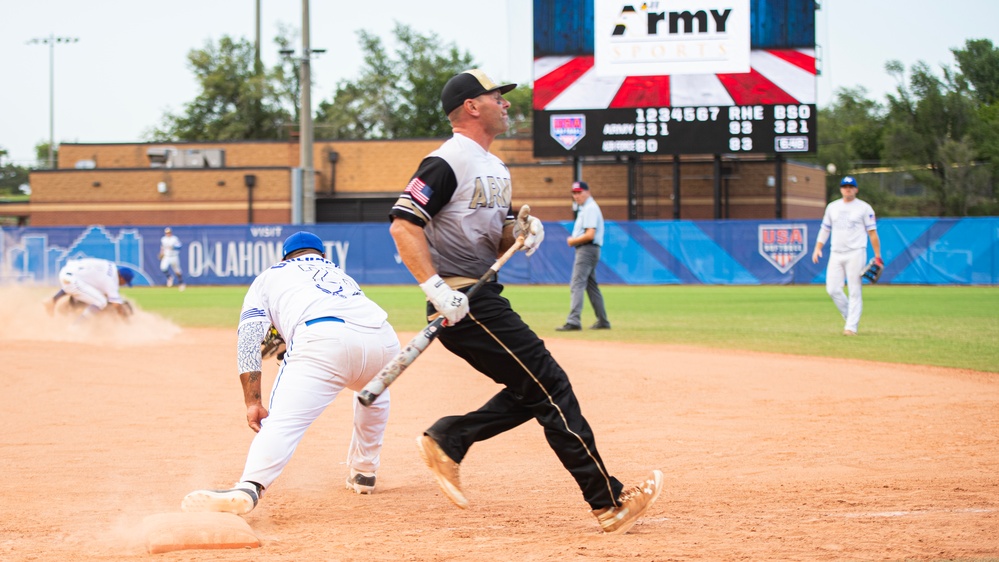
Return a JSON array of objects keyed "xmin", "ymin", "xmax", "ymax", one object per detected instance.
[
  {"xmin": 441, "ymin": 69, "xmax": 516, "ymax": 116},
  {"xmin": 840, "ymin": 176, "xmax": 858, "ymax": 187},
  {"xmin": 282, "ymin": 231, "xmax": 325, "ymax": 259},
  {"xmin": 117, "ymin": 265, "xmax": 135, "ymax": 286}
]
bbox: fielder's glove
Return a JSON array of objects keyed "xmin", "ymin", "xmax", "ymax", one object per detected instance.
[
  {"xmin": 261, "ymin": 325, "xmax": 287, "ymax": 361},
  {"xmin": 118, "ymin": 299, "xmax": 134, "ymax": 318},
  {"xmin": 861, "ymin": 257, "xmax": 884, "ymax": 283},
  {"xmin": 514, "ymin": 215, "xmax": 545, "ymax": 257}
]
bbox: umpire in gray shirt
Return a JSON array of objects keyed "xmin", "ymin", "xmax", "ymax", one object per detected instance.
[{"xmin": 557, "ymin": 181, "xmax": 611, "ymax": 331}]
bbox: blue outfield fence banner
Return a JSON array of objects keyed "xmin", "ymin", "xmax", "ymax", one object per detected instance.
[{"xmin": 1, "ymin": 218, "xmax": 996, "ymax": 287}]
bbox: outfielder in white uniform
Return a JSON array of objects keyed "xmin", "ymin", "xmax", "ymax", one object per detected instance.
[
  {"xmin": 159, "ymin": 227, "xmax": 185, "ymax": 290},
  {"xmin": 45, "ymin": 258, "xmax": 135, "ymax": 320},
  {"xmin": 181, "ymin": 231, "xmax": 400, "ymax": 515},
  {"xmin": 812, "ymin": 176, "xmax": 883, "ymax": 335}
]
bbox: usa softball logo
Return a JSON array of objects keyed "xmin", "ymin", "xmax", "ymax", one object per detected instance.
[
  {"xmin": 758, "ymin": 224, "xmax": 808, "ymax": 273},
  {"xmin": 550, "ymin": 114, "xmax": 586, "ymax": 150}
]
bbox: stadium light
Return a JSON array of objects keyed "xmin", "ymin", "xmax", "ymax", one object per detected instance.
[
  {"xmin": 277, "ymin": 1, "xmax": 324, "ymax": 224},
  {"xmin": 27, "ymin": 35, "xmax": 79, "ymax": 169}
]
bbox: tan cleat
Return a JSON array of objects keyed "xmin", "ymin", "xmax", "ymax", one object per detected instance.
[
  {"xmin": 416, "ymin": 434, "xmax": 468, "ymax": 509},
  {"xmin": 592, "ymin": 469, "xmax": 663, "ymax": 535},
  {"xmin": 843, "ymin": 330, "xmax": 857, "ymax": 336}
]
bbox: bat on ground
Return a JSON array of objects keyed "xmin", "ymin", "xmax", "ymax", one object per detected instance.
[{"xmin": 357, "ymin": 205, "xmax": 532, "ymax": 407}]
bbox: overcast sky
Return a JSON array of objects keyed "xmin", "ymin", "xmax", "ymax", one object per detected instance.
[{"xmin": 2, "ymin": 0, "xmax": 997, "ymax": 165}]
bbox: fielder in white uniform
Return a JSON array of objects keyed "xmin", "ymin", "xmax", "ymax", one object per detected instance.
[
  {"xmin": 181, "ymin": 231, "xmax": 400, "ymax": 515},
  {"xmin": 812, "ymin": 176, "xmax": 883, "ymax": 335},
  {"xmin": 45, "ymin": 258, "xmax": 134, "ymax": 320},
  {"xmin": 159, "ymin": 227, "xmax": 185, "ymax": 290}
]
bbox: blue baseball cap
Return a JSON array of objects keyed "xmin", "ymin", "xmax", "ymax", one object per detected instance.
[
  {"xmin": 282, "ymin": 231, "xmax": 325, "ymax": 259},
  {"xmin": 840, "ymin": 176, "xmax": 858, "ymax": 187},
  {"xmin": 117, "ymin": 265, "xmax": 135, "ymax": 286}
]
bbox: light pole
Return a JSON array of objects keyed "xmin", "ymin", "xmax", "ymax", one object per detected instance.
[
  {"xmin": 27, "ymin": 34, "xmax": 78, "ymax": 169},
  {"xmin": 279, "ymin": 1, "xmax": 325, "ymax": 224}
]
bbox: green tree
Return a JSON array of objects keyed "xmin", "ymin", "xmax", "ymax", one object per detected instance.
[
  {"xmin": 882, "ymin": 59, "xmax": 984, "ymax": 216},
  {"xmin": 952, "ymin": 39, "xmax": 999, "ymax": 105},
  {"xmin": 0, "ymin": 147, "xmax": 30, "ymax": 197},
  {"xmin": 810, "ymin": 38, "xmax": 999, "ymax": 216},
  {"xmin": 314, "ymin": 27, "xmax": 406, "ymax": 139},
  {"xmin": 937, "ymin": 137, "xmax": 992, "ymax": 215},
  {"xmin": 503, "ymin": 83, "xmax": 534, "ymax": 137},
  {"xmin": 816, "ymin": 86, "xmax": 885, "ymax": 198},
  {"xmin": 314, "ymin": 23, "xmax": 531, "ymax": 140},
  {"xmin": 272, "ymin": 23, "xmax": 301, "ymax": 126},
  {"xmin": 148, "ymin": 36, "xmax": 292, "ymax": 141},
  {"xmin": 35, "ymin": 141, "xmax": 57, "ymax": 169},
  {"xmin": 953, "ymin": 40, "xmax": 999, "ymax": 212}
]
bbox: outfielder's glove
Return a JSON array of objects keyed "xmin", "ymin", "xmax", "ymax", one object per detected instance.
[
  {"xmin": 861, "ymin": 257, "xmax": 884, "ymax": 283},
  {"xmin": 261, "ymin": 325, "xmax": 287, "ymax": 361}
]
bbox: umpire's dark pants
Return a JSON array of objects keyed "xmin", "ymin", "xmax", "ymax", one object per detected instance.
[{"xmin": 425, "ymin": 282, "xmax": 624, "ymax": 510}]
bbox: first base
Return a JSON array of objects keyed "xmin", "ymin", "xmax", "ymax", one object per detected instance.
[{"xmin": 141, "ymin": 512, "xmax": 260, "ymax": 554}]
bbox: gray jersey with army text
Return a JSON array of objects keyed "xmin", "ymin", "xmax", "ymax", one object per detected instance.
[{"xmin": 389, "ymin": 133, "xmax": 515, "ymax": 279}]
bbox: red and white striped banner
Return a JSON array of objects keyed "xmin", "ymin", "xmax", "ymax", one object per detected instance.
[{"xmin": 534, "ymin": 48, "xmax": 816, "ymax": 110}]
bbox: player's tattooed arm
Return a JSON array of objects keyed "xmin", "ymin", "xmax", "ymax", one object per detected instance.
[
  {"xmin": 242, "ymin": 371, "xmax": 263, "ymax": 402},
  {"xmin": 236, "ymin": 321, "xmax": 271, "ymax": 431},
  {"xmin": 236, "ymin": 321, "xmax": 270, "ymax": 375},
  {"xmin": 239, "ymin": 369, "xmax": 267, "ymax": 432}
]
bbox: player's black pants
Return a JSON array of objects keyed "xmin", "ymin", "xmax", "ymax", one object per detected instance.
[{"xmin": 425, "ymin": 282, "xmax": 624, "ymax": 510}]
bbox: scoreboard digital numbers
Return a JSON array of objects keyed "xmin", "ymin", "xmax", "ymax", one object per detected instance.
[{"xmin": 534, "ymin": 104, "xmax": 817, "ymax": 157}]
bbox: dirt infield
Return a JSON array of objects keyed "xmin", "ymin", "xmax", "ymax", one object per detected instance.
[{"xmin": 1, "ymin": 288, "xmax": 997, "ymax": 561}]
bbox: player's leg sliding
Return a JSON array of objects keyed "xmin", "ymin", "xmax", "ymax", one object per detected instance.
[
  {"xmin": 345, "ymin": 468, "xmax": 376, "ymax": 495},
  {"xmin": 416, "ymin": 434, "xmax": 468, "ymax": 509},
  {"xmin": 181, "ymin": 481, "xmax": 262, "ymax": 515},
  {"xmin": 592, "ymin": 470, "xmax": 664, "ymax": 535}
]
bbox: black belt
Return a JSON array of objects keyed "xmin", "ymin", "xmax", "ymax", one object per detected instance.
[
  {"xmin": 576, "ymin": 242, "xmax": 599, "ymax": 247},
  {"xmin": 305, "ymin": 316, "xmax": 345, "ymax": 326}
]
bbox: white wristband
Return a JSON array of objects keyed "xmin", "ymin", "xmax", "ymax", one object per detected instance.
[{"xmin": 419, "ymin": 274, "xmax": 448, "ymax": 301}]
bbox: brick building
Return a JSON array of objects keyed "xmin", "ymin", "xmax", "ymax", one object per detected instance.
[{"xmin": 11, "ymin": 138, "xmax": 826, "ymax": 226}]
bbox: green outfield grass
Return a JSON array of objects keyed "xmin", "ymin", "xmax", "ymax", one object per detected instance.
[{"xmin": 124, "ymin": 284, "xmax": 999, "ymax": 373}]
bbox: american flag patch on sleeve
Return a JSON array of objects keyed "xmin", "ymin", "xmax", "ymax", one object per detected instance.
[{"xmin": 404, "ymin": 177, "xmax": 433, "ymax": 205}]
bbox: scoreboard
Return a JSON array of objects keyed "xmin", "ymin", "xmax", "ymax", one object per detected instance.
[
  {"xmin": 535, "ymin": 103, "xmax": 816, "ymax": 157},
  {"xmin": 533, "ymin": 0, "xmax": 818, "ymax": 158}
]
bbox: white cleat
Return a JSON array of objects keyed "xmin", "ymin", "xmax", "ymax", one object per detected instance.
[
  {"xmin": 345, "ymin": 469, "xmax": 377, "ymax": 495},
  {"xmin": 181, "ymin": 487, "xmax": 258, "ymax": 515}
]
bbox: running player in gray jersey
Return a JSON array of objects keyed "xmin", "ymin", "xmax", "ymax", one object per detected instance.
[{"xmin": 389, "ymin": 69, "xmax": 663, "ymax": 535}]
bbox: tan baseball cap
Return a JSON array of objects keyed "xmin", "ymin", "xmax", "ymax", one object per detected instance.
[{"xmin": 440, "ymin": 69, "xmax": 516, "ymax": 115}]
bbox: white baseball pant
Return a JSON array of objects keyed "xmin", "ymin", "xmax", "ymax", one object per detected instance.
[
  {"xmin": 825, "ymin": 248, "xmax": 867, "ymax": 333},
  {"xmin": 59, "ymin": 270, "xmax": 109, "ymax": 310},
  {"xmin": 239, "ymin": 320, "xmax": 400, "ymax": 489},
  {"xmin": 160, "ymin": 256, "xmax": 182, "ymax": 275}
]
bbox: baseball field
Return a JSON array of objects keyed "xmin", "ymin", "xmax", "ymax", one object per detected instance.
[{"xmin": 1, "ymin": 284, "xmax": 997, "ymax": 561}]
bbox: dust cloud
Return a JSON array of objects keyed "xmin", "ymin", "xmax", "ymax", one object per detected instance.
[{"xmin": 0, "ymin": 286, "xmax": 182, "ymax": 345}]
